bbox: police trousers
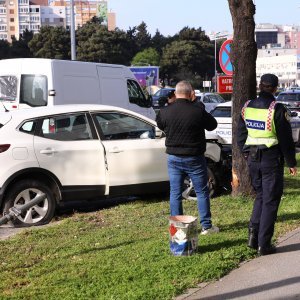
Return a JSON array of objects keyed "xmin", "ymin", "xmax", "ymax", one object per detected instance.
[{"xmin": 248, "ymin": 146, "xmax": 284, "ymax": 248}]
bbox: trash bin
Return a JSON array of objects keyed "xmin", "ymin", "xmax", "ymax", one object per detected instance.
[{"xmin": 169, "ymin": 215, "xmax": 198, "ymax": 256}]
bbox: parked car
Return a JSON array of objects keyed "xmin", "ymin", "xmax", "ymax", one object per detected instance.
[
  {"xmin": 0, "ymin": 104, "xmax": 230, "ymax": 227},
  {"xmin": 209, "ymin": 101, "xmax": 300, "ymax": 146},
  {"xmin": 276, "ymin": 89, "xmax": 300, "ymax": 111},
  {"xmin": 151, "ymin": 88, "xmax": 175, "ymax": 108},
  {"xmin": 194, "ymin": 93, "xmax": 228, "ymax": 113}
]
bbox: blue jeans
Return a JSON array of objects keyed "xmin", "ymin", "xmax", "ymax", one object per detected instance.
[{"xmin": 167, "ymin": 154, "xmax": 212, "ymax": 229}]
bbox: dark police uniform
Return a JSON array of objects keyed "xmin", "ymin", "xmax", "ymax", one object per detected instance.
[{"xmin": 237, "ymin": 89, "xmax": 297, "ymax": 252}]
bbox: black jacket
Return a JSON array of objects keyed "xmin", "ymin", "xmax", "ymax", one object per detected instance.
[
  {"xmin": 237, "ymin": 91, "xmax": 297, "ymax": 168},
  {"xmin": 156, "ymin": 99, "xmax": 217, "ymax": 156}
]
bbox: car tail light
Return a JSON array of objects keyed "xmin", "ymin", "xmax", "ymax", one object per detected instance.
[{"xmin": 0, "ymin": 144, "xmax": 10, "ymax": 153}]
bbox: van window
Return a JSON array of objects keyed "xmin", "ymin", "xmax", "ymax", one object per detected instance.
[
  {"xmin": 20, "ymin": 74, "xmax": 47, "ymax": 107},
  {"xmin": 127, "ymin": 80, "xmax": 151, "ymax": 108},
  {"xmin": 0, "ymin": 76, "xmax": 17, "ymax": 101}
]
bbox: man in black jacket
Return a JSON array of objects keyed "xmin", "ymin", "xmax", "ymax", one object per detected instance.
[
  {"xmin": 237, "ymin": 73, "xmax": 297, "ymax": 255},
  {"xmin": 156, "ymin": 81, "xmax": 219, "ymax": 235}
]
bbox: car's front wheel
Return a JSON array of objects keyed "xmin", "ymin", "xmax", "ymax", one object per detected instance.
[
  {"xmin": 182, "ymin": 167, "xmax": 218, "ymax": 200},
  {"xmin": 3, "ymin": 180, "xmax": 56, "ymax": 227}
]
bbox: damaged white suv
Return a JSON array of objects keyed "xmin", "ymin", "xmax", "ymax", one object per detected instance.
[{"xmin": 0, "ymin": 105, "xmax": 230, "ymax": 227}]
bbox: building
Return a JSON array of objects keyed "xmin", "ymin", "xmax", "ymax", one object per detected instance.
[
  {"xmin": 50, "ymin": 0, "xmax": 108, "ymax": 29},
  {"xmin": 255, "ymin": 24, "xmax": 300, "ymax": 87},
  {"xmin": 0, "ymin": 0, "xmax": 42, "ymax": 42},
  {"xmin": 257, "ymin": 47, "xmax": 300, "ymax": 87},
  {"xmin": 0, "ymin": 0, "xmax": 114, "ymax": 42},
  {"xmin": 40, "ymin": 5, "xmax": 66, "ymax": 28},
  {"xmin": 107, "ymin": 10, "xmax": 115, "ymax": 31},
  {"xmin": 255, "ymin": 23, "xmax": 300, "ymax": 51}
]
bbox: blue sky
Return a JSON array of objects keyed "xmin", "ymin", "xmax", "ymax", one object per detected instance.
[{"xmin": 108, "ymin": 0, "xmax": 300, "ymax": 36}]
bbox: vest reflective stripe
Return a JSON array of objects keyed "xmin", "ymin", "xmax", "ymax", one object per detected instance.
[
  {"xmin": 246, "ymin": 136, "xmax": 278, "ymax": 146},
  {"xmin": 244, "ymin": 101, "xmax": 278, "ymax": 148}
]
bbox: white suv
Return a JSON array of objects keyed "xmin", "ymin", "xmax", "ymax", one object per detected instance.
[{"xmin": 0, "ymin": 105, "xmax": 228, "ymax": 227}]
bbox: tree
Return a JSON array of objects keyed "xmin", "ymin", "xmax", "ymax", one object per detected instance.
[
  {"xmin": 131, "ymin": 47, "xmax": 160, "ymax": 66},
  {"xmin": 76, "ymin": 21, "xmax": 132, "ymax": 65},
  {"xmin": 10, "ymin": 29, "xmax": 34, "ymax": 58},
  {"xmin": 0, "ymin": 40, "xmax": 11, "ymax": 59},
  {"xmin": 160, "ymin": 27, "xmax": 214, "ymax": 85},
  {"xmin": 29, "ymin": 26, "xmax": 70, "ymax": 59},
  {"xmin": 150, "ymin": 29, "xmax": 173, "ymax": 55},
  {"xmin": 135, "ymin": 22, "xmax": 151, "ymax": 51},
  {"xmin": 228, "ymin": 0, "xmax": 257, "ymax": 196}
]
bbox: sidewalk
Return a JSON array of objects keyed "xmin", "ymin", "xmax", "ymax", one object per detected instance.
[{"xmin": 176, "ymin": 227, "xmax": 300, "ymax": 300}]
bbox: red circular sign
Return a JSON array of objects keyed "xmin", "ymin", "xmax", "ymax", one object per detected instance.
[{"xmin": 219, "ymin": 39, "xmax": 233, "ymax": 75}]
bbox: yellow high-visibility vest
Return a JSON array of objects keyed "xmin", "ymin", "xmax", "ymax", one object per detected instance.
[{"xmin": 242, "ymin": 101, "xmax": 278, "ymax": 148}]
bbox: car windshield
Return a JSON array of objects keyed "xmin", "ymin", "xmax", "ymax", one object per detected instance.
[
  {"xmin": 277, "ymin": 93, "xmax": 300, "ymax": 102},
  {"xmin": 0, "ymin": 76, "xmax": 17, "ymax": 101},
  {"xmin": 154, "ymin": 89, "xmax": 173, "ymax": 97},
  {"xmin": 211, "ymin": 107, "xmax": 231, "ymax": 118}
]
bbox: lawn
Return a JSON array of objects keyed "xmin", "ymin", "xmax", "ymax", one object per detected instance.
[{"xmin": 0, "ymin": 155, "xmax": 299, "ymax": 300}]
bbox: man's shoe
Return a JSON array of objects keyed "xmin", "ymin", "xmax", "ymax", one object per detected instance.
[
  {"xmin": 247, "ymin": 228, "xmax": 258, "ymax": 250},
  {"xmin": 258, "ymin": 245, "xmax": 276, "ymax": 256},
  {"xmin": 201, "ymin": 225, "xmax": 220, "ymax": 235}
]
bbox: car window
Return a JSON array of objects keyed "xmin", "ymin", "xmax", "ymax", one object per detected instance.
[
  {"xmin": 20, "ymin": 74, "xmax": 47, "ymax": 107},
  {"xmin": 215, "ymin": 94, "xmax": 226, "ymax": 103},
  {"xmin": 39, "ymin": 113, "xmax": 92, "ymax": 141},
  {"xmin": 211, "ymin": 107, "xmax": 232, "ymax": 118},
  {"xmin": 207, "ymin": 95, "xmax": 220, "ymax": 103},
  {"xmin": 93, "ymin": 112, "xmax": 155, "ymax": 141},
  {"xmin": 154, "ymin": 90, "xmax": 162, "ymax": 96},
  {"xmin": 0, "ymin": 76, "xmax": 17, "ymax": 101},
  {"xmin": 277, "ymin": 93, "xmax": 300, "ymax": 102},
  {"xmin": 19, "ymin": 120, "xmax": 37, "ymax": 135},
  {"xmin": 202, "ymin": 96, "xmax": 210, "ymax": 103}
]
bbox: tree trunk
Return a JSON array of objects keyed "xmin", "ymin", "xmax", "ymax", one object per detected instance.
[{"xmin": 228, "ymin": 0, "xmax": 257, "ymax": 196}]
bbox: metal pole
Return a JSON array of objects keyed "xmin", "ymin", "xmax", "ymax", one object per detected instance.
[
  {"xmin": 214, "ymin": 38, "xmax": 217, "ymax": 92},
  {"xmin": 70, "ymin": 0, "xmax": 76, "ymax": 60}
]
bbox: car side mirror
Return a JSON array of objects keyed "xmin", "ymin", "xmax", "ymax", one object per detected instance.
[
  {"xmin": 155, "ymin": 127, "xmax": 164, "ymax": 138},
  {"xmin": 290, "ymin": 111, "xmax": 298, "ymax": 117}
]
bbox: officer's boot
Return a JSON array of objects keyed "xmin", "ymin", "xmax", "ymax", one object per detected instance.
[{"xmin": 247, "ymin": 227, "xmax": 258, "ymax": 250}]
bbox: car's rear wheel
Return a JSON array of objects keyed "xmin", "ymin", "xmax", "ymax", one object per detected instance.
[
  {"xmin": 182, "ymin": 167, "xmax": 218, "ymax": 200},
  {"xmin": 3, "ymin": 180, "xmax": 56, "ymax": 227}
]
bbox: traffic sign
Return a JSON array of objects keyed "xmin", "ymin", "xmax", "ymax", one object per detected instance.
[
  {"xmin": 217, "ymin": 75, "xmax": 233, "ymax": 94},
  {"xmin": 219, "ymin": 39, "xmax": 233, "ymax": 75}
]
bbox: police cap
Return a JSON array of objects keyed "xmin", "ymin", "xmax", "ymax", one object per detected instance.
[{"xmin": 260, "ymin": 73, "xmax": 279, "ymax": 87}]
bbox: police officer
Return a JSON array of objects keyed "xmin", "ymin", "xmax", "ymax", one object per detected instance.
[{"xmin": 237, "ymin": 73, "xmax": 297, "ymax": 256}]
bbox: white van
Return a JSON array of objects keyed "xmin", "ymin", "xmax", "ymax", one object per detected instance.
[{"xmin": 0, "ymin": 58, "xmax": 156, "ymax": 120}]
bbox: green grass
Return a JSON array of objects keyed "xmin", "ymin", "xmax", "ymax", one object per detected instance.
[{"xmin": 0, "ymin": 154, "xmax": 299, "ymax": 300}]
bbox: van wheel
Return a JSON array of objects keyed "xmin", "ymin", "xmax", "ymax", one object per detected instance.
[
  {"xmin": 3, "ymin": 180, "xmax": 56, "ymax": 227},
  {"xmin": 182, "ymin": 167, "xmax": 218, "ymax": 200}
]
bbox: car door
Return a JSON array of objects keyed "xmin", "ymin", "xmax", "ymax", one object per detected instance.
[
  {"xmin": 210, "ymin": 105, "xmax": 232, "ymax": 144},
  {"xmin": 91, "ymin": 111, "xmax": 168, "ymax": 189},
  {"xmin": 33, "ymin": 112, "xmax": 107, "ymax": 188}
]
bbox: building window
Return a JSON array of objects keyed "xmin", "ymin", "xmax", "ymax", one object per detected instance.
[
  {"xmin": 10, "ymin": 18, "xmax": 14, "ymax": 22},
  {"xmin": 9, "ymin": 9, "xmax": 14, "ymax": 14},
  {"xmin": 10, "ymin": 26, "xmax": 15, "ymax": 31}
]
